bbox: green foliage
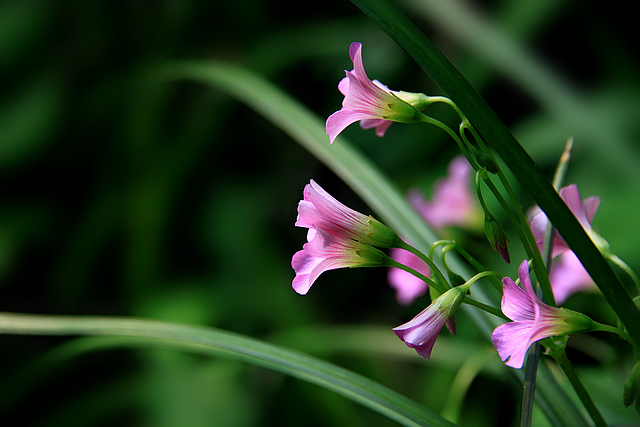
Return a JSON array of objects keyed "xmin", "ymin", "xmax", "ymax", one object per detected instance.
[{"xmin": 0, "ymin": 0, "xmax": 639, "ymax": 426}]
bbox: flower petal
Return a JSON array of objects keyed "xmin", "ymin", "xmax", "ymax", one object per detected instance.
[{"xmin": 491, "ymin": 321, "xmax": 534, "ymax": 369}]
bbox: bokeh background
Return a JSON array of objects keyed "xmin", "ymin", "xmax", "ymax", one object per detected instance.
[{"xmin": 1, "ymin": 0, "xmax": 639, "ymax": 425}]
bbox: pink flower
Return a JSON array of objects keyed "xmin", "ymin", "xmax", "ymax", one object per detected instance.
[
  {"xmin": 529, "ymin": 184, "xmax": 600, "ymax": 257},
  {"xmin": 393, "ymin": 284, "xmax": 468, "ymax": 360},
  {"xmin": 407, "ymin": 155, "xmax": 481, "ymax": 230},
  {"xmin": 292, "ymin": 180, "xmax": 399, "ymax": 294},
  {"xmin": 292, "ymin": 229, "xmax": 385, "ymax": 295},
  {"xmin": 528, "ymin": 184, "xmax": 599, "ymax": 302},
  {"xmin": 491, "ymin": 260, "xmax": 594, "ymax": 369},
  {"xmin": 326, "ymin": 42, "xmax": 429, "ymax": 143},
  {"xmin": 549, "ymin": 251, "xmax": 596, "ymax": 305},
  {"xmin": 387, "ymin": 247, "xmax": 430, "ymax": 305}
]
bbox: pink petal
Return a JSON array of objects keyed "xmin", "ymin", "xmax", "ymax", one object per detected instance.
[
  {"xmin": 550, "ymin": 251, "xmax": 595, "ymax": 304},
  {"xmin": 501, "ymin": 277, "xmax": 535, "ymax": 322},
  {"xmin": 583, "ymin": 196, "xmax": 601, "ymax": 225},
  {"xmin": 326, "ymin": 109, "xmax": 375, "ymax": 143},
  {"xmin": 491, "ymin": 321, "xmax": 534, "ymax": 369}
]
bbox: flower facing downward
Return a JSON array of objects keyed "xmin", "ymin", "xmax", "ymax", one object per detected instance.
[
  {"xmin": 491, "ymin": 261, "xmax": 594, "ymax": 369},
  {"xmin": 393, "ymin": 283, "xmax": 469, "ymax": 360},
  {"xmin": 292, "ymin": 180, "xmax": 400, "ymax": 294},
  {"xmin": 326, "ymin": 42, "xmax": 430, "ymax": 143}
]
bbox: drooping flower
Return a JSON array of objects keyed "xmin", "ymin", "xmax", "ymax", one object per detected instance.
[
  {"xmin": 326, "ymin": 42, "xmax": 430, "ymax": 143},
  {"xmin": 491, "ymin": 260, "xmax": 594, "ymax": 369},
  {"xmin": 393, "ymin": 283, "xmax": 469, "ymax": 360},
  {"xmin": 548, "ymin": 251, "xmax": 596, "ymax": 305},
  {"xmin": 407, "ymin": 155, "xmax": 482, "ymax": 230},
  {"xmin": 292, "ymin": 228, "xmax": 386, "ymax": 295},
  {"xmin": 387, "ymin": 246, "xmax": 430, "ymax": 305},
  {"xmin": 529, "ymin": 184, "xmax": 600, "ymax": 256},
  {"xmin": 292, "ymin": 180, "xmax": 400, "ymax": 294}
]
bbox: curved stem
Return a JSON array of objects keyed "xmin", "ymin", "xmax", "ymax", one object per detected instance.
[
  {"xmin": 607, "ymin": 253, "xmax": 640, "ymax": 298},
  {"xmin": 592, "ymin": 321, "xmax": 640, "ymax": 357},
  {"xmin": 385, "ymin": 257, "xmax": 444, "ymax": 294},
  {"xmin": 397, "ymin": 240, "xmax": 450, "ymax": 293}
]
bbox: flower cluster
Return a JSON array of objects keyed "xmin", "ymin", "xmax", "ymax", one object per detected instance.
[{"xmin": 290, "ymin": 42, "xmax": 619, "ymax": 375}]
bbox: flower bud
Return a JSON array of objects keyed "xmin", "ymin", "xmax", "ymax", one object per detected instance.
[{"xmin": 484, "ymin": 214, "xmax": 510, "ymax": 263}]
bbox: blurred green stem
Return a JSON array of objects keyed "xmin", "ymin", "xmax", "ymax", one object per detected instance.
[{"xmin": 554, "ymin": 351, "xmax": 608, "ymax": 427}]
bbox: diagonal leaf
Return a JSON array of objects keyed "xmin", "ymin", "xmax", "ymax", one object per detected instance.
[
  {"xmin": 161, "ymin": 59, "xmax": 587, "ymax": 427},
  {"xmin": 349, "ymin": 0, "xmax": 640, "ymax": 350},
  {"xmin": 0, "ymin": 312, "xmax": 454, "ymax": 427}
]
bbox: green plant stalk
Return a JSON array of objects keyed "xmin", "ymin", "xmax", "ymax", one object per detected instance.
[
  {"xmin": 460, "ymin": 122, "xmax": 554, "ymax": 304},
  {"xmin": 397, "ymin": 239, "xmax": 451, "ymax": 292},
  {"xmin": 385, "ymin": 257, "xmax": 445, "ymax": 294},
  {"xmin": 522, "ymin": 136, "xmax": 574, "ymax": 427},
  {"xmin": 350, "ymin": 0, "xmax": 640, "ymax": 351},
  {"xmin": 554, "ymin": 351, "xmax": 608, "ymax": 427},
  {"xmin": 0, "ymin": 312, "xmax": 455, "ymax": 427}
]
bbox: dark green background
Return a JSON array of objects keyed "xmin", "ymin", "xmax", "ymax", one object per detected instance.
[{"xmin": 0, "ymin": 0, "xmax": 638, "ymax": 425}]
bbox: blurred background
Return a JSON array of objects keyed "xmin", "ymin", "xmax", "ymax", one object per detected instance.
[{"xmin": 0, "ymin": 0, "xmax": 638, "ymax": 425}]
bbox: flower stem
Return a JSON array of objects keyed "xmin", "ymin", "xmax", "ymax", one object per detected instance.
[
  {"xmin": 592, "ymin": 321, "xmax": 640, "ymax": 357},
  {"xmin": 385, "ymin": 256, "xmax": 446, "ymax": 295},
  {"xmin": 554, "ymin": 350, "xmax": 608, "ymax": 427},
  {"xmin": 397, "ymin": 240, "xmax": 450, "ymax": 294}
]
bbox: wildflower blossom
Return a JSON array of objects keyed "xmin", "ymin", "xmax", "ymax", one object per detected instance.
[
  {"xmin": 528, "ymin": 184, "xmax": 599, "ymax": 302},
  {"xmin": 292, "ymin": 180, "xmax": 400, "ymax": 294},
  {"xmin": 292, "ymin": 229, "xmax": 386, "ymax": 295},
  {"xmin": 529, "ymin": 184, "xmax": 600, "ymax": 256},
  {"xmin": 393, "ymin": 283, "xmax": 468, "ymax": 360},
  {"xmin": 491, "ymin": 260, "xmax": 594, "ymax": 369},
  {"xmin": 407, "ymin": 155, "xmax": 481, "ymax": 230},
  {"xmin": 326, "ymin": 42, "xmax": 430, "ymax": 143}
]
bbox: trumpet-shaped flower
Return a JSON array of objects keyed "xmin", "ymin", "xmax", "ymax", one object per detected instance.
[
  {"xmin": 491, "ymin": 260, "xmax": 594, "ymax": 369},
  {"xmin": 407, "ymin": 155, "xmax": 481, "ymax": 230},
  {"xmin": 387, "ymin": 246, "xmax": 430, "ymax": 305},
  {"xmin": 292, "ymin": 180, "xmax": 400, "ymax": 294},
  {"xmin": 292, "ymin": 228, "xmax": 385, "ymax": 295},
  {"xmin": 393, "ymin": 283, "xmax": 468, "ymax": 360},
  {"xmin": 326, "ymin": 42, "xmax": 430, "ymax": 143}
]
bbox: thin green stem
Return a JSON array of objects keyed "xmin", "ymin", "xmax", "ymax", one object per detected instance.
[
  {"xmin": 592, "ymin": 322, "xmax": 640, "ymax": 357},
  {"xmin": 397, "ymin": 240, "xmax": 450, "ymax": 294},
  {"xmin": 520, "ymin": 343, "xmax": 541, "ymax": 427},
  {"xmin": 607, "ymin": 254, "xmax": 640, "ymax": 298},
  {"xmin": 385, "ymin": 257, "xmax": 444, "ymax": 294},
  {"xmin": 554, "ymin": 351, "xmax": 608, "ymax": 427},
  {"xmin": 462, "ymin": 298, "xmax": 506, "ymax": 320},
  {"xmin": 448, "ymin": 243, "xmax": 503, "ymax": 293}
]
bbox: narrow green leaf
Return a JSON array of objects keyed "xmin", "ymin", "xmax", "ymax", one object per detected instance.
[
  {"xmin": 349, "ymin": 0, "xmax": 640, "ymax": 351},
  {"xmin": 0, "ymin": 312, "xmax": 455, "ymax": 427}
]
